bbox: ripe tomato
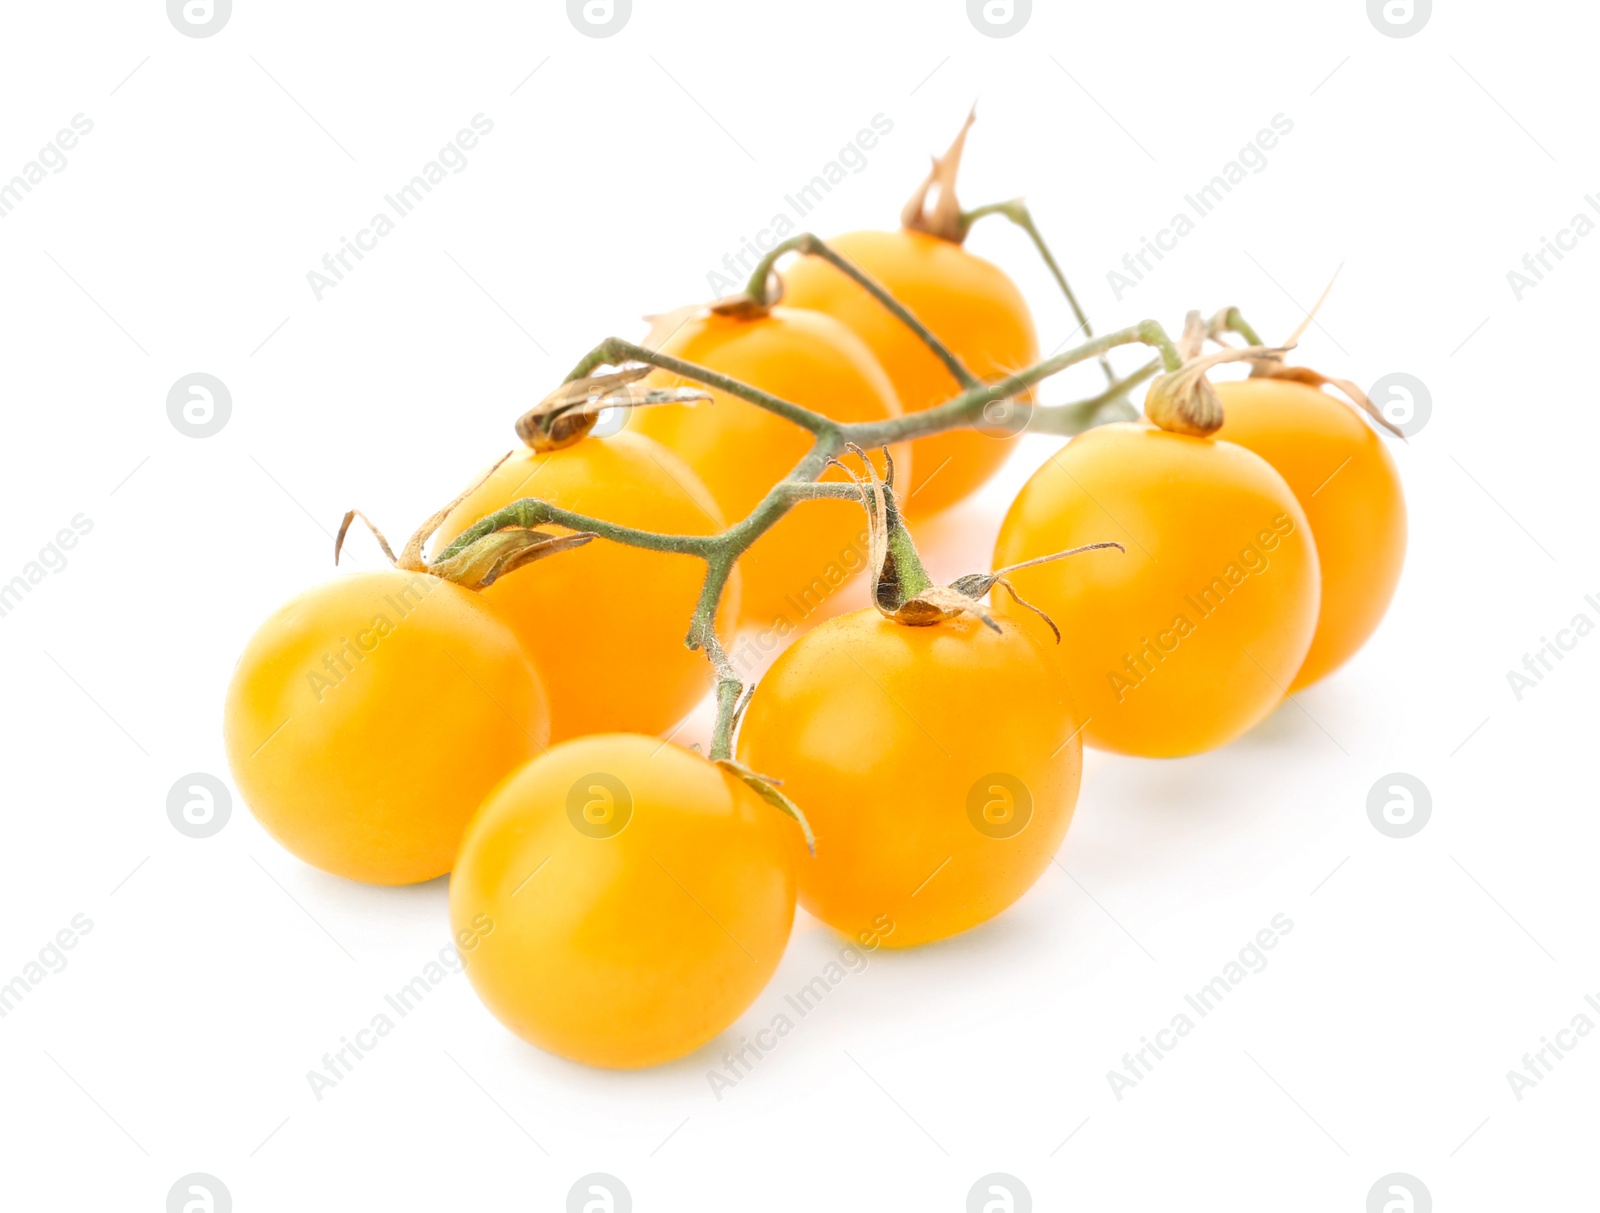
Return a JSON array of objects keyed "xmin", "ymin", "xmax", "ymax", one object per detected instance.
[
  {"xmin": 1212, "ymin": 378, "xmax": 1406, "ymax": 690},
  {"xmin": 992, "ymin": 423, "xmax": 1320, "ymax": 757},
  {"xmin": 435, "ymin": 432, "xmax": 732, "ymax": 741},
  {"xmin": 780, "ymin": 229, "xmax": 1037, "ymax": 518},
  {"xmin": 630, "ymin": 307, "xmax": 908, "ymax": 635},
  {"xmin": 224, "ymin": 570, "xmax": 549, "ymax": 885},
  {"xmin": 450, "ymin": 734, "xmax": 796, "ymax": 1069},
  {"xmin": 735, "ymin": 609, "xmax": 1080, "ymax": 949}
]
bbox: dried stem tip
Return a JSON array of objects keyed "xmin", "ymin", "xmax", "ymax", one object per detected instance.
[{"xmin": 901, "ymin": 106, "xmax": 977, "ymax": 244}]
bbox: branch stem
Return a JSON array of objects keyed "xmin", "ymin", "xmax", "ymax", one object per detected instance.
[
  {"xmin": 845, "ymin": 320, "xmax": 1178, "ymax": 447},
  {"xmin": 455, "ymin": 320, "xmax": 1177, "ymax": 770},
  {"xmin": 564, "ymin": 337, "xmax": 835, "ymax": 436},
  {"xmin": 741, "ymin": 232, "xmax": 979, "ymax": 390},
  {"xmin": 1208, "ymin": 306, "xmax": 1265, "ymax": 347},
  {"xmin": 961, "ymin": 199, "xmax": 1118, "ymax": 388}
]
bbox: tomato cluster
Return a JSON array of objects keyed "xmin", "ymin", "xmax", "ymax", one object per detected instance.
[{"xmin": 223, "ymin": 128, "xmax": 1406, "ymax": 1070}]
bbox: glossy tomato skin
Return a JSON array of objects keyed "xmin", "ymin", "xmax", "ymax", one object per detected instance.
[
  {"xmin": 736, "ymin": 610, "xmax": 1080, "ymax": 949},
  {"xmin": 630, "ymin": 307, "xmax": 907, "ymax": 635},
  {"xmin": 224, "ymin": 570, "xmax": 549, "ymax": 885},
  {"xmin": 780, "ymin": 229, "xmax": 1038, "ymax": 518},
  {"xmin": 437, "ymin": 432, "xmax": 733, "ymax": 742},
  {"xmin": 1213, "ymin": 378, "xmax": 1406, "ymax": 690},
  {"xmin": 992, "ymin": 422, "xmax": 1320, "ymax": 758},
  {"xmin": 450, "ymin": 734, "xmax": 796, "ymax": 1069}
]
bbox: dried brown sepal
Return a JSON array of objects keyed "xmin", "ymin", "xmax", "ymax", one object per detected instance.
[
  {"xmin": 1146, "ymin": 343, "xmax": 1292, "ymax": 438},
  {"xmin": 895, "ymin": 583, "xmax": 1002, "ymax": 632},
  {"xmin": 858, "ymin": 446, "xmax": 916, "ymax": 615},
  {"xmin": 1213, "ymin": 268, "xmax": 1402, "ymax": 439},
  {"xmin": 832, "ymin": 444, "xmax": 945, "ymax": 622},
  {"xmin": 947, "ymin": 542, "xmax": 1126, "ymax": 643},
  {"xmin": 395, "ymin": 454, "xmax": 514, "ymax": 572},
  {"xmin": 989, "ymin": 578, "xmax": 1061, "ymax": 641},
  {"xmin": 427, "ymin": 528, "xmax": 595, "ymax": 591},
  {"xmin": 715, "ymin": 758, "xmax": 816, "ymax": 855},
  {"xmin": 335, "ymin": 510, "xmax": 396, "ymax": 566},
  {"xmin": 833, "ymin": 448, "xmax": 1124, "ymax": 634},
  {"xmin": 835, "ymin": 443, "xmax": 1025, "ymax": 633},
  {"xmin": 334, "ymin": 453, "xmax": 596, "ymax": 591},
  {"xmin": 708, "ymin": 283, "xmax": 782, "ymax": 319},
  {"xmin": 1246, "ymin": 360, "xmax": 1407, "ymax": 440},
  {"xmin": 900, "ymin": 105, "xmax": 977, "ymax": 244},
  {"xmin": 515, "ymin": 367, "xmax": 714, "ymax": 452},
  {"xmin": 1176, "ymin": 309, "xmax": 1209, "ymax": 362}
]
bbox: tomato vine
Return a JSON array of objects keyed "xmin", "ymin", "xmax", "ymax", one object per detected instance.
[{"xmin": 429, "ymin": 221, "xmax": 1256, "ymax": 771}]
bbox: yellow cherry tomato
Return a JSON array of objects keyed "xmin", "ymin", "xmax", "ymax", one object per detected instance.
[
  {"xmin": 1213, "ymin": 378, "xmax": 1407, "ymax": 690},
  {"xmin": 736, "ymin": 609, "xmax": 1080, "ymax": 949},
  {"xmin": 780, "ymin": 229, "xmax": 1038, "ymax": 518},
  {"xmin": 629, "ymin": 307, "xmax": 908, "ymax": 636},
  {"xmin": 992, "ymin": 422, "xmax": 1320, "ymax": 757},
  {"xmin": 450, "ymin": 734, "xmax": 796, "ymax": 1069},
  {"xmin": 436, "ymin": 431, "xmax": 734, "ymax": 742},
  {"xmin": 225, "ymin": 570, "xmax": 549, "ymax": 885}
]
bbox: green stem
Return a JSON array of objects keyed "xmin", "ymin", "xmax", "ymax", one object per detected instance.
[
  {"xmin": 439, "ymin": 498, "xmax": 717, "ymax": 561},
  {"xmin": 564, "ymin": 337, "xmax": 836, "ymax": 436},
  {"xmin": 961, "ymin": 199, "xmax": 1117, "ymax": 389},
  {"xmin": 741, "ymin": 232, "xmax": 979, "ymax": 390},
  {"xmin": 846, "ymin": 320, "xmax": 1178, "ymax": 447},
  {"xmin": 455, "ymin": 325, "xmax": 1175, "ymax": 565},
  {"xmin": 1209, "ymin": 306, "xmax": 1265, "ymax": 347},
  {"xmin": 451, "ymin": 320, "xmax": 1179, "ymax": 768},
  {"xmin": 702, "ymin": 629, "xmax": 742, "ymax": 761},
  {"xmin": 1025, "ymin": 358, "xmax": 1159, "ymax": 435}
]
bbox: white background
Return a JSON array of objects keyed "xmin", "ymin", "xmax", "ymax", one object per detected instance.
[{"xmin": 1, "ymin": 1, "xmax": 1594, "ymax": 1209}]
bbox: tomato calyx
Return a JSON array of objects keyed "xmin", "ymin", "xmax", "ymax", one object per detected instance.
[
  {"xmin": 1145, "ymin": 311, "xmax": 1291, "ymax": 438},
  {"xmin": 1243, "ymin": 359, "xmax": 1407, "ymax": 440},
  {"xmin": 515, "ymin": 364, "xmax": 713, "ymax": 452},
  {"xmin": 1208, "ymin": 275, "xmax": 1406, "ymax": 440},
  {"xmin": 335, "ymin": 454, "xmax": 597, "ymax": 591},
  {"xmin": 1229, "ymin": 292, "xmax": 1406, "ymax": 439},
  {"xmin": 900, "ymin": 105, "xmax": 976, "ymax": 245},
  {"xmin": 707, "ymin": 289, "xmax": 780, "ymax": 320},
  {"xmin": 835, "ymin": 443, "xmax": 1123, "ymax": 639},
  {"xmin": 949, "ymin": 548, "xmax": 1123, "ymax": 644}
]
